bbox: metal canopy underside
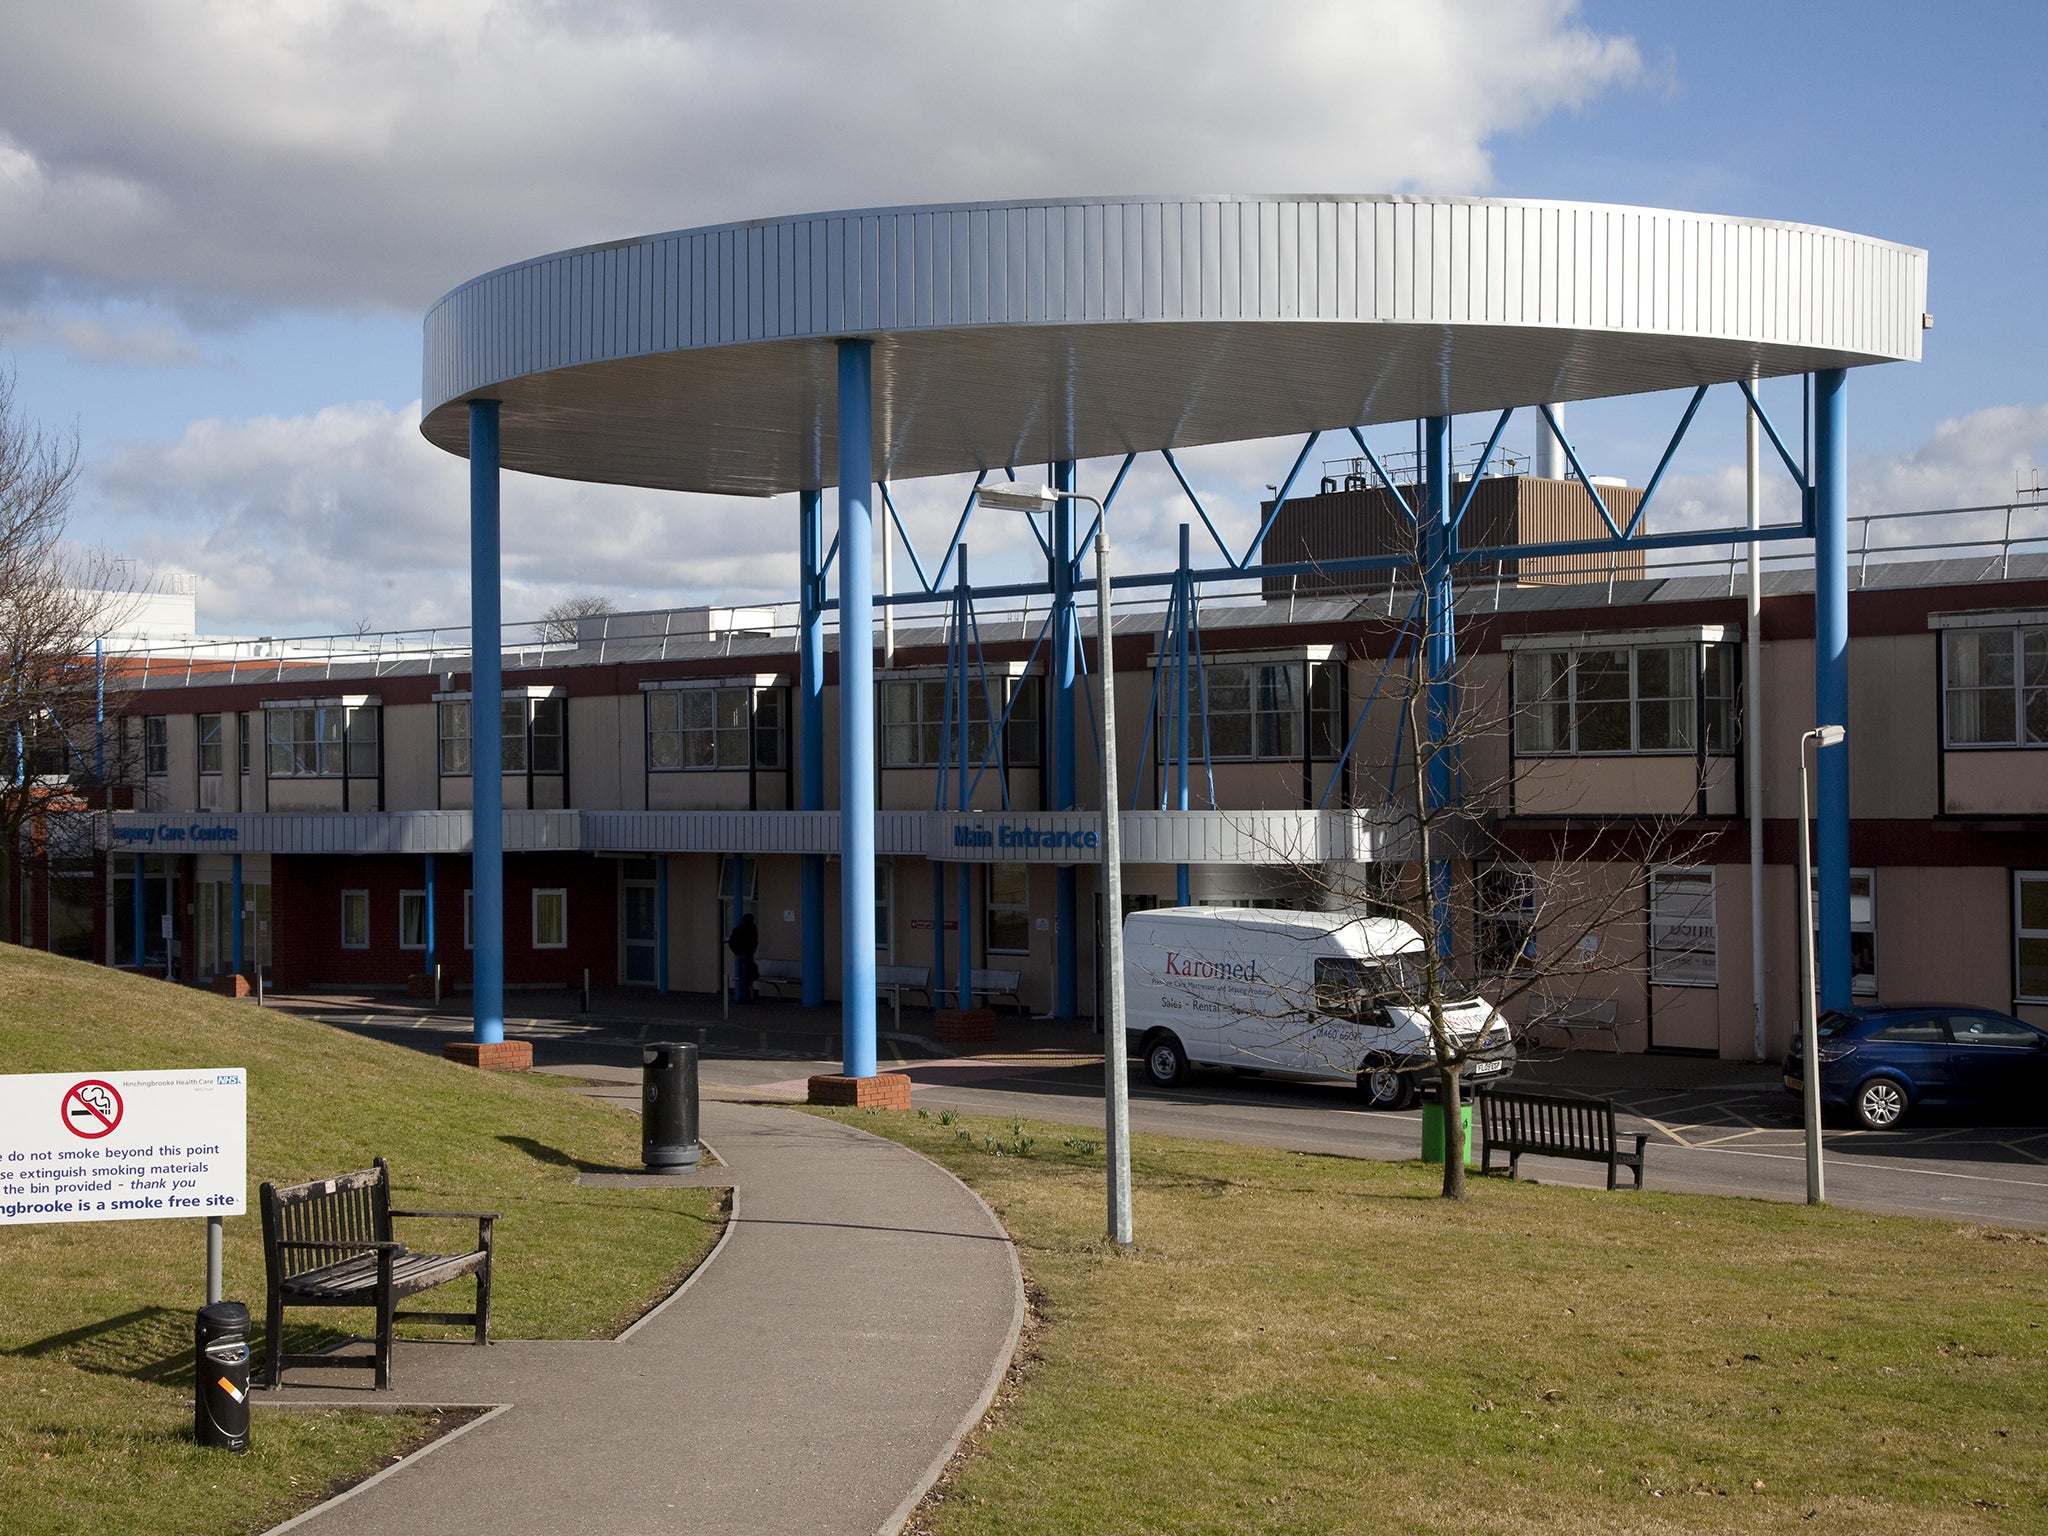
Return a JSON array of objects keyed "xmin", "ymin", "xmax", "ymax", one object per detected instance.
[{"xmin": 420, "ymin": 195, "xmax": 1926, "ymax": 496}]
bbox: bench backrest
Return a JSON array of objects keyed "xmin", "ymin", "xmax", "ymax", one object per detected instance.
[
  {"xmin": 755, "ymin": 958, "xmax": 803, "ymax": 980},
  {"xmin": 971, "ymin": 968, "xmax": 1021, "ymax": 990},
  {"xmin": 1531, "ymin": 994, "xmax": 1619, "ymax": 1025},
  {"xmin": 1477, "ymin": 1089, "xmax": 1616, "ymax": 1155},
  {"xmin": 876, "ymin": 965, "xmax": 929, "ymax": 988},
  {"xmin": 259, "ymin": 1157, "xmax": 392, "ymax": 1283}
]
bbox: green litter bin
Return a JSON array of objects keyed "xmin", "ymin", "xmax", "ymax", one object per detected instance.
[{"xmin": 1420, "ymin": 1101, "xmax": 1476, "ymax": 1167}]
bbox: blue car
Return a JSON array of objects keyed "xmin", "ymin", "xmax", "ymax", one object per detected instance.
[{"xmin": 1782, "ymin": 1005, "xmax": 2048, "ymax": 1130}]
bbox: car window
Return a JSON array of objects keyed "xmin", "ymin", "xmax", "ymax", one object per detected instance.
[
  {"xmin": 1872, "ymin": 1016, "xmax": 1949, "ymax": 1044},
  {"xmin": 1816, "ymin": 1010, "xmax": 1860, "ymax": 1039},
  {"xmin": 1948, "ymin": 1014, "xmax": 2040, "ymax": 1048}
]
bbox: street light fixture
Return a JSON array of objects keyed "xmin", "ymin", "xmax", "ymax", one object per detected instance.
[
  {"xmin": 976, "ymin": 479, "xmax": 1134, "ymax": 1248},
  {"xmin": 1796, "ymin": 722, "xmax": 1846, "ymax": 1205}
]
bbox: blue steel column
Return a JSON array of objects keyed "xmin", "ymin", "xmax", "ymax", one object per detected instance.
[
  {"xmin": 1813, "ymin": 369, "xmax": 1851, "ymax": 1011},
  {"xmin": 230, "ymin": 853, "xmax": 244, "ymax": 980},
  {"xmin": 1175, "ymin": 524, "xmax": 1192, "ymax": 907},
  {"xmin": 1422, "ymin": 416, "xmax": 1455, "ymax": 958},
  {"xmin": 422, "ymin": 852, "xmax": 436, "ymax": 986},
  {"xmin": 955, "ymin": 552, "xmax": 973, "ymax": 1010},
  {"xmin": 798, "ymin": 487, "xmax": 826, "ymax": 1007},
  {"xmin": 1051, "ymin": 460, "xmax": 1079, "ymax": 1017},
  {"xmin": 836, "ymin": 341, "xmax": 878, "ymax": 1077},
  {"xmin": 469, "ymin": 400, "xmax": 506, "ymax": 1045}
]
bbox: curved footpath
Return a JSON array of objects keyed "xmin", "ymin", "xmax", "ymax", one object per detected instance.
[{"xmin": 258, "ymin": 1100, "xmax": 1023, "ymax": 1536}]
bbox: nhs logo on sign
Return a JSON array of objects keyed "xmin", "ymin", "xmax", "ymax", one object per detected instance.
[{"xmin": 926, "ymin": 813, "xmax": 1103, "ymax": 864}]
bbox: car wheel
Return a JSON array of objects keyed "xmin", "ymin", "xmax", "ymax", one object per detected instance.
[
  {"xmin": 1358, "ymin": 1066, "xmax": 1414, "ymax": 1111},
  {"xmin": 1853, "ymin": 1075, "xmax": 1909, "ymax": 1130},
  {"xmin": 1143, "ymin": 1032, "xmax": 1189, "ymax": 1088}
]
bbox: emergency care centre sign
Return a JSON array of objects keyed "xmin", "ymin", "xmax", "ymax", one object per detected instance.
[{"xmin": 0, "ymin": 1069, "xmax": 246, "ymax": 1226}]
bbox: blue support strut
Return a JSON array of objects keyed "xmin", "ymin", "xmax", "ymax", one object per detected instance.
[
  {"xmin": 1813, "ymin": 369, "xmax": 1851, "ymax": 1011},
  {"xmin": 231, "ymin": 853, "xmax": 245, "ymax": 981},
  {"xmin": 1423, "ymin": 416, "xmax": 1455, "ymax": 960},
  {"xmin": 1052, "ymin": 460, "xmax": 1078, "ymax": 1017},
  {"xmin": 422, "ymin": 853, "xmax": 436, "ymax": 989},
  {"xmin": 836, "ymin": 342, "xmax": 878, "ymax": 1078},
  {"xmin": 468, "ymin": 400, "xmax": 506, "ymax": 1045},
  {"xmin": 798, "ymin": 487, "xmax": 826, "ymax": 1007},
  {"xmin": 1175, "ymin": 523, "xmax": 1192, "ymax": 907}
]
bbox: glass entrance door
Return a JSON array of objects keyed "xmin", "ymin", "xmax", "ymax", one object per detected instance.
[{"xmin": 623, "ymin": 879, "xmax": 659, "ymax": 986}]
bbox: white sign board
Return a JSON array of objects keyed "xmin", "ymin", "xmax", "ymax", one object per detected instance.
[{"xmin": 1, "ymin": 1069, "xmax": 246, "ymax": 1226}]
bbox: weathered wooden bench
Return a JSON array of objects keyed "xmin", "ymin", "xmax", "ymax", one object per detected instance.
[
  {"xmin": 1525, "ymin": 995, "xmax": 1622, "ymax": 1053},
  {"xmin": 970, "ymin": 968, "xmax": 1025, "ymax": 1015},
  {"xmin": 1477, "ymin": 1087, "xmax": 1647, "ymax": 1190},
  {"xmin": 259, "ymin": 1157, "xmax": 498, "ymax": 1389}
]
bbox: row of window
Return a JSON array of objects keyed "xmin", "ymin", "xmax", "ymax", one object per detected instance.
[
  {"xmin": 1513, "ymin": 643, "xmax": 1738, "ymax": 757},
  {"xmin": 439, "ymin": 698, "xmax": 565, "ymax": 775},
  {"xmin": 1944, "ymin": 627, "xmax": 2048, "ymax": 748},
  {"xmin": 338, "ymin": 888, "xmax": 567, "ymax": 950}
]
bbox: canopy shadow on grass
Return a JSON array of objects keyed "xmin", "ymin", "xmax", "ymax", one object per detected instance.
[{"xmin": 498, "ymin": 1133, "xmax": 643, "ymax": 1176}]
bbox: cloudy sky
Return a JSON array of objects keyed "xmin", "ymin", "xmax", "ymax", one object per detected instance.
[{"xmin": 2, "ymin": 0, "xmax": 2044, "ymax": 635}]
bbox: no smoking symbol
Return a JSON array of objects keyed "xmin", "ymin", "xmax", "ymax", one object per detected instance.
[{"xmin": 62, "ymin": 1080, "xmax": 123, "ymax": 1139}]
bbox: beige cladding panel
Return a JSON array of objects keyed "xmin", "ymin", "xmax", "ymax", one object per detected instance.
[
  {"xmin": 265, "ymin": 778, "xmax": 345, "ymax": 812},
  {"xmin": 1942, "ymin": 752, "xmax": 2048, "ymax": 816},
  {"xmin": 648, "ymin": 772, "xmax": 753, "ymax": 812},
  {"xmin": 1849, "ymin": 634, "xmax": 1936, "ymax": 819},
  {"xmin": 1875, "ymin": 867, "xmax": 2014, "ymax": 1013},
  {"xmin": 384, "ymin": 703, "xmax": 438, "ymax": 811},
  {"xmin": 164, "ymin": 713, "xmax": 199, "ymax": 812},
  {"xmin": 1514, "ymin": 754, "xmax": 1711, "ymax": 817},
  {"xmin": 566, "ymin": 695, "xmax": 625, "ymax": 811},
  {"xmin": 1758, "ymin": 638, "xmax": 1815, "ymax": 819}
]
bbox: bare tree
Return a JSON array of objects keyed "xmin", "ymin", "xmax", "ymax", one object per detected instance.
[
  {"xmin": 0, "ymin": 367, "xmax": 140, "ymax": 943},
  {"xmin": 536, "ymin": 593, "xmax": 616, "ymax": 643}
]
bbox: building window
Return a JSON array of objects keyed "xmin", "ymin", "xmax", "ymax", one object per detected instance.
[
  {"xmin": 340, "ymin": 890, "xmax": 370, "ymax": 950},
  {"xmin": 2015, "ymin": 873, "xmax": 2048, "ymax": 1004},
  {"xmin": 197, "ymin": 714, "xmax": 222, "ymax": 775},
  {"xmin": 267, "ymin": 705, "xmax": 376, "ymax": 778},
  {"xmin": 875, "ymin": 861, "xmax": 892, "ymax": 958},
  {"xmin": 463, "ymin": 888, "xmax": 473, "ymax": 950},
  {"xmin": 533, "ymin": 889, "xmax": 568, "ymax": 949},
  {"xmin": 529, "ymin": 697, "xmax": 564, "ymax": 773},
  {"xmin": 1203, "ymin": 662, "xmax": 1302, "ymax": 760},
  {"xmin": 1648, "ymin": 866, "xmax": 1716, "ymax": 986},
  {"xmin": 1514, "ymin": 643, "xmax": 1736, "ymax": 756},
  {"xmin": 399, "ymin": 890, "xmax": 428, "ymax": 951},
  {"xmin": 143, "ymin": 716, "xmax": 168, "ymax": 776},
  {"xmin": 881, "ymin": 677, "xmax": 1040, "ymax": 768},
  {"xmin": 439, "ymin": 700, "xmax": 471, "ymax": 774},
  {"xmin": 1944, "ymin": 628, "xmax": 2048, "ymax": 746},
  {"xmin": 440, "ymin": 696, "xmax": 564, "ymax": 775},
  {"xmin": 238, "ymin": 713, "xmax": 251, "ymax": 776},
  {"xmin": 648, "ymin": 686, "xmax": 785, "ymax": 771},
  {"xmin": 1476, "ymin": 864, "xmax": 1536, "ymax": 975},
  {"xmin": 1308, "ymin": 661, "xmax": 1345, "ymax": 758},
  {"xmin": 986, "ymin": 864, "xmax": 1030, "ymax": 954},
  {"xmin": 1807, "ymin": 868, "xmax": 1877, "ymax": 998}
]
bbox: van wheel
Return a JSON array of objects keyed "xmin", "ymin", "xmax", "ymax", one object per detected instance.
[
  {"xmin": 1143, "ymin": 1032, "xmax": 1189, "ymax": 1088},
  {"xmin": 1359, "ymin": 1067, "xmax": 1414, "ymax": 1111}
]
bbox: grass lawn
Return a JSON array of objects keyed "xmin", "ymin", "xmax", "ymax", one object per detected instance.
[
  {"xmin": 0, "ymin": 948, "xmax": 723, "ymax": 1536},
  {"xmin": 830, "ymin": 1108, "xmax": 2048, "ymax": 1535}
]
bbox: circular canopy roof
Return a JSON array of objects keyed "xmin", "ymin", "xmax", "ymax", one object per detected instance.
[{"xmin": 421, "ymin": 195, "xmax": 1925, "ymax": 497}]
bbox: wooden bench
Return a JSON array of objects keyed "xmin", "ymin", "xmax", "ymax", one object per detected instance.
[
  {"xmin": 970, "ymin": 967, "xmax": 1025, "ymax": 1015},
  {"xmin": 753, "ymin": 957, "xmax": 804, "ymax": 999},
  {"xmin": 1477, "ymin": 1087, "xmax": 1647, "ymax": 1190},
  {"xmin": 1525, "ymin": 996, "xmax": 1622, "ymax": 1053},
  {"xmin": 259, "ymin": 1157, "xmax": 498, "ymax": 1389}
]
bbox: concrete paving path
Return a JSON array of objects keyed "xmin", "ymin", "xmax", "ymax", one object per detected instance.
[{"xmin": 258, "ymin": 1099, "xmax": 1023, "ymax": 1536}]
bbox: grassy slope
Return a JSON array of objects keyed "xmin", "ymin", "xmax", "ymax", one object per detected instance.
[
  {"xmin": 838, "ymin": 1109, "xmax": 2048, "ymax": 1536},
  {"xmin": 0, "ymin": 948, "xmax": 721, "ymax": 1536}
]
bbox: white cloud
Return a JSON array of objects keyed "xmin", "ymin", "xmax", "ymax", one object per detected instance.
[
  {"xmin": 0, "ymin": 1, "xmax": 1642, "ymax": 316},
  {"xmin": 0, "ymin": 304, "xmax": 204, "ymax": 367}
]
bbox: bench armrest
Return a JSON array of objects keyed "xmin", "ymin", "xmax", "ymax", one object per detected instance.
[{"xmin": 390, "ymin": 1209, "xmax": 502, "ymax": 1221}]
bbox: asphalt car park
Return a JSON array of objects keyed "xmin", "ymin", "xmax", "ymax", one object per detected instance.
[{"xmin": 296, "ymin": 996, "xmax": 2048, "ymax": 1231}]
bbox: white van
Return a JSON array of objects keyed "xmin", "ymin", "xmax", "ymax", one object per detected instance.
[{"xmin": 1121, "ymin": 906, "xmax": 1516, "ymax": 1109}]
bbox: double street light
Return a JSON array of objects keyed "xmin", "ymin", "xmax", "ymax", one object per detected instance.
[
  {"xmin": 1796, "ymin": 722, "xmax": 1847, "ymax": 1205},
  {"xmin": 975, "ymin": 480, "xmax": 1133, "ymax": 1248}
]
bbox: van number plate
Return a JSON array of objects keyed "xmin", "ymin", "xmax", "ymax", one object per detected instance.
[{"xmin": 1471, "ymin": 1060, "xmax": 1504, "ymax": 1075}]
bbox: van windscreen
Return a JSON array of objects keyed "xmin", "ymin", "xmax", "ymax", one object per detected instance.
[{"xmin": 1314, "ymin": 954, "xmax": 1426, "ymax": 1018}]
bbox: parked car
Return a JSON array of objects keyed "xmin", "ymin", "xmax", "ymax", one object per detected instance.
[
  {"xmin": 1122, "ymin": 906, "xmax": 1515, "ymax": 1109},
  {"xmin": 1782, "ymin": 1005, "xmax": 2048, "ymax": 1129}
]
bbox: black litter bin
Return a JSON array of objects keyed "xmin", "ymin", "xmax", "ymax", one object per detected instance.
[
  {"xmin": 642, "ymin": 1041, "xmax": 702, "ymax": 1169},
  {"xmin": 194, "ymin": 1301, "xmax": 251, "ymax": 1453}
]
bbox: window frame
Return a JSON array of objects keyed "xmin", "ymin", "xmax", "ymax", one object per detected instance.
[
  {"xmin": 2014, "ymin": 871, "xmax": 2048, "ymax": 1005},
  {"xmin": 1807, "ymin": 867, "xmax": 1878, "ymax": 998},
  {"xmin": 1512, "ymin": 642, "xmax": 1739, "ymax": 758},
  {"xmin": 339, "ymin": 889, "xmax": 370, "ymax": 951},
  {"xmin": 1476, "ymin": 863, "xmax": 1537, "ymax": 976},
  {"xmin": 398, "ymin": 889, "xmax": 428, "ymax": 951},
  {"xmin": 197, "ymin": 713, "xmax": 222, "ymax": 776},
  {"xmin": 1182, "ymin": 659, "xmax": 1306, "ymax": 763},
  {"xmin": 1943, "ymin": 626, "xmax": 2048, "ymax": 748},
  {"xmin": 879, "ymin": 675, "xmax": 1041, "ymax": 770},
  {"xmin": 143, "ymin": 716, "xmax": 168, "ymax": 777},
  {"xmin": 264, "ymin": 704, "xmax": 373, "ymax": 780},
  {"xmin": 532, "ymin": 888, "xmax": 568, "ymax": 950},
  {"xmin": 647, "ymin": 684, "xmax": 788, "ymax": 772}
]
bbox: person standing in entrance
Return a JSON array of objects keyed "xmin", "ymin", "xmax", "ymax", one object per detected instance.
[{"xmin": 727, "ymin": 912, "xmax": 759, "ymax": 1003}]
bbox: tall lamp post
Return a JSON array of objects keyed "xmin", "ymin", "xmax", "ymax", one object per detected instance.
[
  {"xmin": 978, "ymin": 480, "xmax": 1133, "ymax": 1248},
  {"xmin": 1796, "ymin": 723, "xmax": 1846, "ymax": 1205}
]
